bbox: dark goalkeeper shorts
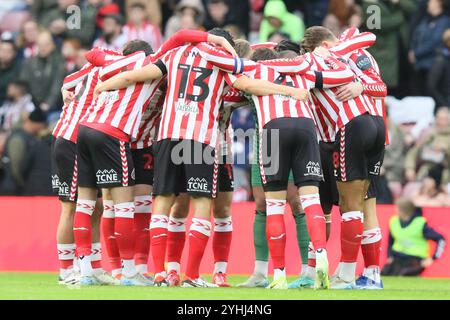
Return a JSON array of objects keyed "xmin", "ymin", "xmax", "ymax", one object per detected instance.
[
  {"xmin": 218, "ymin": 162, "xmax": 234, "ymax": 192},
  {"xmin": 152, "ymin": 139, "xmax": 218, "ymax": 198},
  {"xmin": 77, "ymin": 125, "xmax": 135, "ymax": 188},
  {"xmin": 334, "ymin": 114, "xmax": 385, "ymax": 182},
  {"xmin": 319, "ymin": 141, "xmax": 339, "ymax": 213},
  {"xmin": 52, "ymin": 137, "xmax": 78, "ymax": 202},
  {"xmin": 131, "ymin": 147, "xmax": 154, "ymax": 186},
  {"xmin": 260, "ymin": 117, "xmax": 323, "ymax": 192}
]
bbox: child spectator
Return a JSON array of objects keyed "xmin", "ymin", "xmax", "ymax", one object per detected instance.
[
  {"xmin": 164, "ymin": 0, "xmax": 205, "ymax": 38},
  {"xmin": 123, "ymin": 3, "xmax": 162, "ymax": 50},
  {"xmin": 382, "ymin": 198, "xmax": 446, "ymax": 276}
]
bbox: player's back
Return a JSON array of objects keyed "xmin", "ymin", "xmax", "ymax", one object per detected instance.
[
  {"xmin": 308, "ymin": 52, "xmax": 371, "ymax": 129},
  {"xmin": 157, "ymin": 43, "xmax": 234, "ymax": 147},
  {"xmin": 85, "ymin": 54, "xmax": 162, "ymax": 139},
  {"xmin": 249, "ymin": 63, "xmax": 314, "ymax": 129}
]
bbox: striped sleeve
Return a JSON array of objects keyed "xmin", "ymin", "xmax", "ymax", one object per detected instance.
[
  {"xmin": 99, "ymin": 51, "xmax": 147, "ymax": 81},
  {"xmin": 250, "ymin": 42, "xmax": 277, "ymax": 50},
  {"xmin": 84, "ymin": 47, "xmax": 122, "ymax": 67},
  {"xmin": 152, "ymin": 29, "xmax": 208, "ymax": 60},
  {"xmin": 62, "ymin": 63, "xmax": 93, "ymax": 91},
  {"xmin": 257, "ymin": 54, "xmax": 312, "ymax": 74},
  {"xmin": 332, "ymin": 32, "xmax": 376, "ymax": 58},
  {"xmin": 308, "ymin": 56, "xmax": 355, "ymax": 89},
  {"xmin": 196, "ymin": 42, "xmax": 256, "ymax": 74}
]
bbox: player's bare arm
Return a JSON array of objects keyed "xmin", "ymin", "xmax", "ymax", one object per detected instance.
[
  {"xmin": 232, "ymin": 75, "xmax": 309, "ymax": 101},
  {"xmin": 94, "ymin": 64, "xmax": 163, "ymax": 96}
]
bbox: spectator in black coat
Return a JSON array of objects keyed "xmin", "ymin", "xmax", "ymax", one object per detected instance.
[
  {"xmin": 0, "ymin": 37, "xmax": 21, "ymax": 106},
  {"xmin": 202, "ymin": 0, "xmax": 250, "ymax": 37},
  {"xmin": 0, "ymin": 109, "xmax": 49, "ymax": 195},
  {"xmin": 428, "ymin": 29, "xmax": 450, "ymax": 109},
  {"xmin": 409, "ymin": 0, "xmax": 450, "ymax": 96}
]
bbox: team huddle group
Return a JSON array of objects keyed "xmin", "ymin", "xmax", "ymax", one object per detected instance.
[{"xmin": 52, "ymin": 25, "xmax": 387, "ymax": 290}]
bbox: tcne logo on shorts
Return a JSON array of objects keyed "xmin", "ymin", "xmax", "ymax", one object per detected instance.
[
  {"xmin": 187, "ymin": 177, "xmax": 208, "ymax": 193},
  {"xmin": 51, "ymin": 174, "xmax": 60, "ymax": 189},
  {"xmin": 305, "ymin": 161, "xmax": 322, "ymax": 177},
  {"xmin": 96, "ymin": 169, "xmax": 119, "ymax": 184},
  {"xmin": 58, "ymin": 182, "xmax": 70, "ymax": 197}
]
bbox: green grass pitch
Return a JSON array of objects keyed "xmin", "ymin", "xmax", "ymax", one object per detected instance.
[{"xmin": 1, "ymin": 272, "xmax": 450, "ymax": 300}]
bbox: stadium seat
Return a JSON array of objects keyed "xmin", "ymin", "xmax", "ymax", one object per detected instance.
[{"xmin": 386, "ymin": 96, "xmax": 435, "ymax": 141}]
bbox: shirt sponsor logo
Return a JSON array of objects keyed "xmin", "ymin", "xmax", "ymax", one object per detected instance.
[
  {"xmin": 305, "ymin": 161, "xmax": 322, "ymax": 177},
  {"xmin": 105, "ymin": 90, "xmax": 120, "ymax": 103},
  {"xmin": 96, "ymin": 169, "xmax": 119, "ymax": 184},
  {"xmin": 187, "ymin": 177, "xmax": 209, "ymax": 193},
  {"xmin": 175, "ymin": 100, "xmax": 199, "ymax": 114}
]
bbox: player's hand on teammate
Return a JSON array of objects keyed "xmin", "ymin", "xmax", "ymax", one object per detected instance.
[
  {"xmin": 93, "ymin": 84, "xmax": 105, "ymax": 101},
  {"xmin": 289, "ymin": 88, "xmax": 310, "ymax": 102},
  {"xmin": 313, "ymin": 46, "xmax": 331, "ymax": 58},
  {"xmin": 62, "ymin": 89, "xmax": 75, "ymax": 105},
  {"xmin": 207, "ymin": 34, "xmax": 238, "ymax": 57},
  {"xmin": 335, "ymin": 82, "xmax": 364, "ymax": 101}
]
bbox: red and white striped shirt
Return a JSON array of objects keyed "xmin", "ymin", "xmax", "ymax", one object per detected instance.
[
  {"xmin": 339, "ymin": 28, "xmax": 388, "ymax": 142},
  {"xmin": 338, "ymin": 28, "xmax": 386, "ymax": 117},
  {"xmin": 123, "ymin": 22, "xmax": 163, "ymax": 51},
  {"xmin": 82, "ymin": 53, "xmax": 163, "ymax": 141},
  {"xmin": 252, "ymin": 55, "xmax": 355, "ymax": 130},
  {"xmin": 156, "ymin": 43, "xmax": 252, "ymax": 148},
  {"xmin": 130, "ymin": 89, "xmax": 164, "ymax": 149},
  {"xmin": 53, "ymin": 49, "xmax": 123, "ymax": 143}
]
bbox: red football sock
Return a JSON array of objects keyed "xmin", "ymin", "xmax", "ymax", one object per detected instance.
[
  {"xmin": 73, "ymin": 199, "xmax": 96, "ymax": 257},
  {"xmin": 266, "ymin": 199, "xmax": 286, "ymax": 270},
  {"xmin": 361, "ymin": 227, "xmax": 382, "ymax": 268},
  {"xmin": 167, "ymin": 217, "xmax": 187, "ymax": 273},
  {"xmin": 185, "ymin": 217, "xmax": 211, "ymax": 279},
  {"xmin": 150, "ymin": 214, "xmax": 169, "ymax": 274},
  {"xmin": 300, "ymin": 194, "xmax": 327, "ymax": 250},
  {"xmin": 213, "ymin": 217, "xmax": 233, "ymax": 271},
  {"xmin": 101, "ymin": 200, "xmax": 121, "ymax": 272},
  {"xmin": 114, "ymin": 202, "xmax": 136, "ymax": 260},
  {"xmin": 307, "ymin": 242, "xmax": 316, "ymax": 267},
  {"xmin": 340, "ymin": 211, "xmax": 364, "ymax": 262},
  {"xmin": 57, "ymin": 243, "xmax": 75, "ymax": 270},
  {"xmin": 134, "ymin": 195, "xmax": 152, "ymax": 267},
  {"xmin": 91, "ymin": 242, "xmax": 102, "ymax": 270}
]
